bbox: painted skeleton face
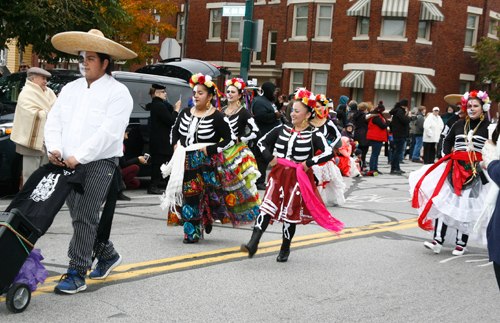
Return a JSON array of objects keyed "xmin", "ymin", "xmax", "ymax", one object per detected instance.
[{"xmin": 467, "ymin": 98, "xmax": 483, "ymax": 120}]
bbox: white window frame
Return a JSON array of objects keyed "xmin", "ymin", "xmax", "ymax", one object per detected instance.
[
  {"xmin": 0, "ymin": 48, "xmax": 7, "ymax": 66},
  {"xmin": 176, "ymin": 13, "xmax": 185, "ymax": 41},
  {"xmin": 377, "ymin": 17, "xmax": 408, "ymax": 42},
  {"xmin": 488, "ymin": 11, "xmax": 499, "ymax": 39},
  {"xmin": 417, "ymin": 20, "xmax": 432, "ymax": 45},
  {"xmin": 227, "ymin": 16, "xmax": 242, "ymax": 42},
  {"xmin": 252, "ymin": 51, "xmax": 262, "ymax": 65},
  {"xmin": 353, "ymin": 17, "xmax": 370, "ymax": 40},
  {"xmin": 290, "ymin": 70, "xmax": 304, "ymax": 94},
  {"xmin": 411, "ymin": 92, "xmax": 422, "ymax": 109},
  {"xmin": 266, "ymin": 30, "xmax": 278, "ymax": 64},
  {"xmin": 148, "ymin": 12, "xmax": 161, "ymax": 44},
  {"xmin": 464, "ymin": 13, "xmax": 479, "ymax": 51},
  {"xmin": 311, "ymin": 70, "xmax": 328, "ymax": 95},
  {"xmin": 255, "ymin": 0, "xmax": 266, "ymax": 5},
  {"xmin": 208, "ymin": 9, "xmax": 222, "ymax": 41},
  {"xmin": 290, "ymin": 4, "xmax": 308, "ymax": 41},
  {"xmin": 374, "ymin": 90, "xmax": 400, "ymax": 110},
  {"xmin": 313, "ymin": 4, "xmax": 333, "ymax": 41}
]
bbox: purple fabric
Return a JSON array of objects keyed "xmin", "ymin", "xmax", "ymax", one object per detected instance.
[{"xmin": 13, "ymin": 249, "xmax": 48, "ymax": 292}]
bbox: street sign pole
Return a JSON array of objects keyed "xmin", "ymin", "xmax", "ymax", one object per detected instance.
[{"xmin": 239, "ymin": 0, "xmax": 254, "ymax": 82}]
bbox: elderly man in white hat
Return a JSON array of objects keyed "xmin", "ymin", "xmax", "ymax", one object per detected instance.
[
  {"xmin": 11, "ymin": 67, "xmax": 57, "ymax": 184},
  {"xmin": 45, "ymin": 29, "xmax": 137, "ymax": 294}
]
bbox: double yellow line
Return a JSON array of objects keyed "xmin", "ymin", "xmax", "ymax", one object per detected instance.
[{"xmin": 1, "ymin": 218, "xmax": 417, "ymax": 300}]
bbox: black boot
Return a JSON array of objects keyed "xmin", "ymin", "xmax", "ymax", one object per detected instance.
[
  {"xmin": 240, "ymin": 227, "xmax": 263, "ymax": 258},
  {"xmin": 276, "ymin": 238, "xmax": 291, "ymax": 262}
]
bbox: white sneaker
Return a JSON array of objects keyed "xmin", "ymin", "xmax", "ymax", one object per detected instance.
[
  {"xmin": 452, "ymin": 246, "xmax": 466, "ymax": 256},
  {"xmin": 424, "ymin": 241, "xmax": 442, "ymax": 254}
]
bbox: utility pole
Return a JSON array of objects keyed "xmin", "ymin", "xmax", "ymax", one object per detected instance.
[
  {"xmin": 239, "ymin": 0, "xmax": 254, "ymax": 82},
  {"xmin": 182, "ymin": 0, "xmax": 189, "ymax": 58}
]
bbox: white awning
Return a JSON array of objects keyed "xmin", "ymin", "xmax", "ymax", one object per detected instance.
[
  {"xmin": 381, "ymin": 0, "xmax": 409, "ymax": 17},
  {"xmin": 413, "ymin": 74, "xmax": 437, "ymax": 93},
  {"xmin": 346, "ymin": 0, "xmax": 371, "ymax": 17},
  {"xmin": 374, "ymin": 71, "xmax": 401, "ymax": 90},
  {"xmin": 340, "ymin": 70, "xmax": 365, "ymax": 88},
  {"xmin": 420, "ymin": 2, "xmax": 445, "ymax": 21}
]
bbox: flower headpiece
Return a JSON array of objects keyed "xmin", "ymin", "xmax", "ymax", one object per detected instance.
[
  {"xmin": 190, "ymin": 73, "xmax": 214, "ymax": 89},
  {"xmin": 294, "ymin": 89, "xmax": 317, "ymax": 109},
  {"xmin": 314, "ymin": 94, "xmax": 329, "ymax": 119},
  {"xmin": 462, "ymin": 90, "xmax": 491, "ymax": 111},
  {"xmin": 225, "ymin": 78, "xmax": 246, "ymax": 92}
]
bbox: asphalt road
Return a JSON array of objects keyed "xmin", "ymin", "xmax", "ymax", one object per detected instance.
[{"xmin": 0, "ymin": 159, "xmax": 497, "ymax": 322}]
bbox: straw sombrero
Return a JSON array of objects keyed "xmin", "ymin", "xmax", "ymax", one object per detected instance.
[
  {"xmin": 51, "ymin": 29, "xmax": 137, "ymax": 60},
  {"xmin": 444, "ymin": 94, "xmax": 463, "ymax": 106}
]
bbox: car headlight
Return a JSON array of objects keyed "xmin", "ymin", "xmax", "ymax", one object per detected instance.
[{"xmin": 0, "ymin": 124, "xmax": 12, "ymax": 137}]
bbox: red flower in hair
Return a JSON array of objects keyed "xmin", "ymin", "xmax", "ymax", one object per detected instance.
[
  {"xmin": 309, "ymin": 100, "xmax": 317, "ymax": 108},
  {"xmin": 315, "ymin": 94, "xmax": 321, "ymax": 101},
  {"xmin": 198, "ymin": 75, "xmax": 206, "ymax": 84},
  {"xmin": 469, "ymin": 90, "xmax": 478, "ymax": 98}
]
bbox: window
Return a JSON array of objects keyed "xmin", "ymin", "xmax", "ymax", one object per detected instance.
[
  {"xmin": 267, "ymin": 30, "xmax": 278, "ymax": 62},
  {"xmin": 353, "ymin": 88, "xmax": 364, "ymax": 103},
  {"xmin": 357, "ymin": 17, "xmax": 370, "ymax": 36},
  {"xmin": 411, "ymin": 92, "xmax": 422, "ymax": 109},
  {"xmin": 459, "ymin": 82, "xmax": 470, "ymax": 94},
  {"xmin": 228, "ymin": 16, "xmax": 242, "ymax": 40},
  {"xmin": 312, "ymin": 71, "xmax": 327, "ymax": 95},
  {"xmin": 148, "ymin": 13, "xmax": 161, "ymax": 43},
  {"xmin": 177, "ymin": 13, "xmax": 185, "ymax": 41},
  {"xmin": 252, "ymin": 51, "xmax": 261, "ymax": 64},
  {"xmin": 465, "ymin": 14, "xmax": 479, "ymax": 47},
  {"xmin": 417, "ymin": 21, "xmax": 431, "ymax": 40},
  {"xmin": 68, "ymin": 63, "xmax": 78, "ymax": 71},
  {"xmin": 315, "ymin": 5, "xmax": 333, "ymax": 39},
  {"xmin": 381, "ymin": 18, "xmax": 406, "ymax": 37},
  {"xmin": 375, "ymin": 90, "xmax": 399, "ymax": 110},
  {"xmin": 290, "ymin": 70, "xmax": 304, "ymax": 93},
  {"xmin": 0, "ymin": 48, "xmax": 6, "ymax": 66},
  {"xmin": 209, "ymin": 9, "xmax": 222, "ymax": 40},
  {"xmin": 489, "ymin": 19, "xmax": 499, "ymax": 38},
  {"xmin": 293, "ymin": 4, "xmax": 308, "ymax": 38}
]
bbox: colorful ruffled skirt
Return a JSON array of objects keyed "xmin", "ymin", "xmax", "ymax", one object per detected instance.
[
  {"xmin": 218, "ymin": 142, "xmax": 261, "ymax": 227},
  {"xmin": 167, "ymin": 151, "xmax": 231, "ymax": 242}
]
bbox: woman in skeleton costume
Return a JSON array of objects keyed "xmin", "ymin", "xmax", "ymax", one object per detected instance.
[
  {"xmin": 218, "ymin": 78, "xmax": 261, "ymax": 227},
  {"xmin": 161, "ymin": 73, "xmax": 237, "ymax": 243},
  {"xmin": 241, "ymin": 89, "xmax": 344, "ymax": 262},
  {"xmin": 309, "ymin": 94, "xmax": 346, "ymax": 206},
  {"xmin": 410, "ymin": 91, "xmax": 492, "ymax": 255}
]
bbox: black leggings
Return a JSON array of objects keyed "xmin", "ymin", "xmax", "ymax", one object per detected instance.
[
  {"xmin": 358, "ymin": 145, "xmax": 369, "ymax": 168},
  {"xmin": 255, "ymin": 213, "xmax": 296, "ymax": 241},
  {"xmin": 433, "ymin": 218, "xmax": 469, "ymax": 247}
]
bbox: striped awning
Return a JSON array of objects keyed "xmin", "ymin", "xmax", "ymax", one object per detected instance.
[
  {"xmin": 420, "ymin": 2, "xmax": 444, "ymax": 22},
  {"xmin": 346, "ymin": 0, "xmax": 371, "ymax": 17},
  {"xmin": 374, "ymin": 71, "xmax": 401, "ymax": 90},
  {"xmin": 340, "ymin": 70, "xmax": 365, "ymax": 88},
  {"xmin": 381, "ymin": 0, "xmax": 409, "ymax": 17},
  {"xmin": 413, "ymin": 74, "xmax": 437, "ymax": 93}
]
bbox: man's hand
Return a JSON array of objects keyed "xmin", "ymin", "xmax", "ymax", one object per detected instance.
[
  {"xmin": 48, "ymin": 150, "xmax": 65, "ymax": 167},
  {"xmin": 65, "ymin": 156, "xmax": 80, "ymax": 169},
  {"xmin": 269, "ymin": 156, "xmax": 278, "ymax": 167},
  {"xmin": 138, "ymin": 156, "xmax": 147, "ymax": 164},
  {"xmin": 276, "ymin": 112, "xmax": 284, "ymax": 119}
]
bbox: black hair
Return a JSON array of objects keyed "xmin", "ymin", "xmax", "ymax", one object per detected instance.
[
  {"xmin": 96, "ymin": 52, "xmax": 113, "ymax": 75},
  {"xmin": 294, "ymin": 99, "xmax": 316, "ymax": 120}
]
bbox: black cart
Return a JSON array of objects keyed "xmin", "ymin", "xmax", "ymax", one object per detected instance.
[{"xmin": 0, "ymin": 209, "xmax": 42, "ymax": 313}]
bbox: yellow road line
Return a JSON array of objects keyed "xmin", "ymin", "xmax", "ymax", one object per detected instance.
[{"xmin": 1, "ymin": 219, "xmax": 418, "ymax": 300}]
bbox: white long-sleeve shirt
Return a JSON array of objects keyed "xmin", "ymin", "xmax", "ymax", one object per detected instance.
[{"xmin": 44, "ymin": 74, "xmax": 133, "ymax": 164}]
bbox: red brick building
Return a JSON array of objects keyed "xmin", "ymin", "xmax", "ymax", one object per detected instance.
[{"xmin": 166, "ymin": 0, "xmax": 500, "ymax": 114}]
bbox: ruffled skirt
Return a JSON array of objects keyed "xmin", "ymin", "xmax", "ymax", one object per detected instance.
[
  {"xmin": 409, "ymin": 162, "xmax": 491, "ymax": 235},
  {"xmin": 312, "ymin": 160, "xmax": 346, "ymax": 206}
]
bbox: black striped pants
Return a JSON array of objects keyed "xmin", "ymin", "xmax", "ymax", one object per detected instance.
[{"xmin": 66, "ymin": 158, "xmax": 118, "ymax": 276}]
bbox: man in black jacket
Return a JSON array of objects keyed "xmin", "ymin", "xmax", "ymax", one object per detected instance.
[
  {"xmin": 251, "ymin": 81, "xmax": 282, "ymax": 190},
  {"xmin": 389, "ymin": 99, "xmax": 412, "ymax": 175},
  {"xmin": 147, "ymin": 84, "xmax": 181, "ymax": 194}
]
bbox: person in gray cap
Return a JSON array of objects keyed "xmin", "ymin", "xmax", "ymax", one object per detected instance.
[{"xmin": 11, "ymin": 67, "xmax": 57, "ymax": 184}]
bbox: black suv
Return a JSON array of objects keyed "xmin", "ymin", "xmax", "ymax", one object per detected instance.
[{"xmin": 0, "ymin": 70, "xmax": 194, "ymax": 197}]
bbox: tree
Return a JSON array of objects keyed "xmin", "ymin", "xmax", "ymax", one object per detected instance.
[
  {"xmin": 0, "ymin": 0, "xmax": 177, "ymax": 65},
  {"xmin": 474, "ymin": 25, "xmax": 500, "ymax": 101}
]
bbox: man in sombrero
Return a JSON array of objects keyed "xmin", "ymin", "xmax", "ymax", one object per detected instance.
[{"xmin": 45, "ymin": 29, "xmax": 137, "ymax": 294}]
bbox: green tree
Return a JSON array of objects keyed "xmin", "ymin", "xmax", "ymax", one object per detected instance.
[
  {"xmin": 474, "ymin": 25, "xmax": 500, "ymax": 101},
  {"xmin": 0, "ymin": 0, "xmax": 177, "ymax": 65}
]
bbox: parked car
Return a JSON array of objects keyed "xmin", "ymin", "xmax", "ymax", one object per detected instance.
[
  {"xmin": 135, "ymin": 57, "xmax": 230, "ymax": 81},
  {"xmin": 0, "ymin": 69, "xmax": 193, "ymax": 197}
]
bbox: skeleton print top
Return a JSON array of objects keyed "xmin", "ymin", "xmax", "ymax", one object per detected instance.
[
  {"xmin": 443, "ymin": 118, "xmax": 490, "ymax": 155},
  {"xmin": 171, "ymin": 108, "xmax": 236, "ymax": 156},
  {"xmin": 223, "ymin": 106, "xmax": 260, "ymax": 143},
  {"xmin": 257, "ymin": 124, "xmax": 333, "ymax": 167},
  {"xmin": 313, "ymin": 119, "xmax": 342, "ymax": 148}
]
